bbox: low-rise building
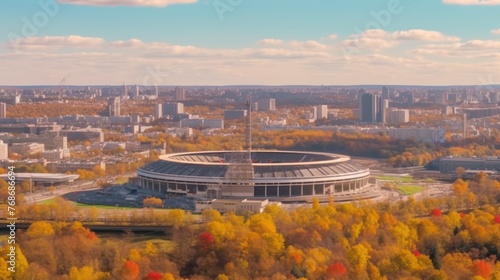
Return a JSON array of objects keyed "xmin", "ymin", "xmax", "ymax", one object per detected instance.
[
  {"xmin": 10, "ymin": 142, "xmax": 45, "ymax": 155},
  {"xmin": 43, "ymin": 149, "xmax": 70, "ymax": 161},
  {"xmin": 195, "ymin": 199, "xmax": 271, "ymax": 214},
  {"xmin": 389, "ymin": 127, "xmax": 445, "ymax": 143},
  {"xmin": 165, "ymin": 127, "xmax": 193, "ymax": 137},
  {"xmin": 387, "ymin": 108, "xmax": 410, "ymax": 123},
  {"xmin": 48, "ymin": 161, "xmax": 106, "ymax": 172}
]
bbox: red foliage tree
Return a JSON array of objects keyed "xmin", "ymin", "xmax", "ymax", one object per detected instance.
[
  {"xmin": 472, "ymin": 260, "xmax": 492, "ymax": 279},
  {"xmin": 123, "ymin": 260, "xmax": 139, "ymax": 280},
  {"xmin": 327, "ymin": 262, "xmax": 347, "ymax": 277},
  {"xmin": 145, "ymin": 271, "xmax": 162, "ymax": 280},
  {"xmin": 291, "ymin": 253, "xmax": 302, "ymax": 265},
  {"xmin": 430, "ymin": 208, "xmax": 442, "ymax": 217},
  {"xmin": 198, "ymin": 232, "xmax": 215, "ymax": 250},
  {"xmin": 413, "ymin": 249, "xmax": 421, "ymax": 257},
  {"xmin": 459, "ymin": 213, "xmax": 466, "ymax": 219},
  {"xmin": 87, "ymin": 231, "xmax": 97, "ymax": 241},
  {"xmin": 494, "ymin": 215, "xmax": 500, "ymax": 224}
]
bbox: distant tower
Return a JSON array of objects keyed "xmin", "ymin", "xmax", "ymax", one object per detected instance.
[
  {"xmin": 175, "ymin": 87, "xmax": 185, "ymax": 101},
  {"xmin": 245, "ymin": 94, "xmax": 252, "ymax": 158},
  {"xmin": 108, "ymin": 97, "xmax": 121, "ymax": 117},
  {"xmin": 0, "ymin": 102, "xmax": 6, "ymax": 118},
  {"xmin": 122, "ymin": 84, "xmax": 128, "ymax": 99},
  {"xmin": 382, "ymin": 86, "xmax": 390, "ymax": 101},
  {"xmin": 360, "ymin": 92, "xmax": 382, "ymax": 123},
  {"xmin": 154, "ymin": 103, "xmax": 163, "ymax": 118},
  {"xmin": 257, "ymin": 98, "xmax": 276, "ymax": 112},
  {"xmin": 463, "ymin": 113, "xmax": 467, "ymax": 139},
  {"xmin": 154, "ymin": 86, "xmax": 159, "ymax": 98},
  {"xmin": 315, "ymin": 105, "xmax": 328, "ymax": 120},
  {"xmin": 381, "ymin": 99, "xmax": 389, "ymax": 124}
]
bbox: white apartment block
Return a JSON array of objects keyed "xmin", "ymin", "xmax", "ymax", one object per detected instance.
[
  {"xmin": 387, "ymin": 108, "xmax": 410, "ymax": 123},
  {"xmin": 390, "ymin": 128, "xmax": 445, "ymax": 143},
  {"xmin": 0, "ymin": 140, "xmax": 8, "ymax": 160}
]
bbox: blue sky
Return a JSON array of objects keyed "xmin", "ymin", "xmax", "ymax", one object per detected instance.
[{"xmin": 1, "ymin": 0, "xmax": 500, "ymax": 85}]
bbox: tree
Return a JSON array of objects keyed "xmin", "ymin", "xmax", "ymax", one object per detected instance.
[
  {"xmin": 430, "ymin": 208, "xmax": 442, "ymax": 217},
  {"xmin": 143, "ymin": 242, "xmax": 158, "ymax": 257},
  {"xmin": 121, "ymin": 260, "xmax": 139, "ymax": 280},
  {"xmin": 166, "ymin": 209, "xmax": 186, "ymax": 229},
  {"xmin": 472, "ymin": 260, "xmax": 492, "ymax": 279},
  {"xmin": 69, "ymin": 266, "xmax": 96, "ymax": 280},
  {"xmin": 15, "ymin": 246, "xmax": 29, "ymax": 279},
  {"xmin": 453, "ymin": 179, "xmax": 469, "ymax": 196},
  {"xmin": 0, "ymin": 257, "xmax": 11, "ymax": 280},
  {"xmin": 327, "ymin": 262, "xmax": 347, "ymax": 277},
  {"xmin": 198, "ymin": 232, "xmax": 215, "ymax": 251},
  {"xmin": 143, "ymin": 197, "xmax": 163, "ymax": 208},
  {"xmin": 347, "ymin": 244, "xmax": 370, "ymax": 273},
  {"xmin": 145, "ymin": 271, "xmax": 162, "ymax": 280},
  {"xmin": 26, "ymin": 221, "xmax": 55, "ymax": 238},
  {"xmin": 162, "ymin": 273, "xmax": 175, "ymax": 280},
  {"xmin": 215, "ymin": 275, "xmax": 229, "ymax": 280}
]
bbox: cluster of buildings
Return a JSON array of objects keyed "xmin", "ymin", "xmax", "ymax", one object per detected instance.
[{"xmin": 358, "ymin": 89, "xmax": 410, "ymax": 124}]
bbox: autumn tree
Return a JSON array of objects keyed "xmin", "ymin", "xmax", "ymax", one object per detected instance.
[
  {"xmin": 120, "ymin": 260, "xmax": 139, "ymax": 280},
  {"xmin": 27, "ymin": 221, "xmax": 55, "ymax": 238},
  {"xmin": 143, "ymin": 197, "xmax": 163, "ymax": 208}
]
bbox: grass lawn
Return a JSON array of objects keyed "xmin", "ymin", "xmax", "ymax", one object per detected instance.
[
  {"xmin": 36, "ymin": 198, "xmax": 137, "ymax": 210},
  {"xmin": 377, "ymin": 175, "xmax": 414, "ymax": 183},
  {"xmin": 74, "ymin": 203, "xmax": 137, "ymax": 210},
  {"xmin": 396, "ymin": 185, "xmax": 425, "ymax": 195},
  {"xmin": 0, "ymin": 234, "xmax": 8, "ymax": 244},
  {"xmin": 36, "ymin": 197, "xmax": 56, "ymax": 205},
  {"xmin": 98, "ymin": 234, "xmax": 176, "ymax": 253}
]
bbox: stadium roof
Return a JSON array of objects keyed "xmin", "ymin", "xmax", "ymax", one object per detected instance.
[{"xmin": 139, "ymin": 151, "xmax": 368, "ymax": 179}]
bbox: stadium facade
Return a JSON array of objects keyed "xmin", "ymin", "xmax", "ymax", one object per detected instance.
[{"xmin": 137, "ymin": 150, "xmax": 376, "ymax": 202}]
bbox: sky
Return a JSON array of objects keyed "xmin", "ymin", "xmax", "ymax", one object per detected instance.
[{"xmin": 1, "ymin": 0, "xmax": 500, "ymax": 86}]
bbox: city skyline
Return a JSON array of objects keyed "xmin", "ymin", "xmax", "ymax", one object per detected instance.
[{"xmin": 1, "ymin": 0, "xmax": 500, "ymax": 85}]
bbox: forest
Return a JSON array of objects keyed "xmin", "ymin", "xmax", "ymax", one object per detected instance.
[{"xmin": 1, "ymin": 174, "xmax": 500, "ymax": 280}]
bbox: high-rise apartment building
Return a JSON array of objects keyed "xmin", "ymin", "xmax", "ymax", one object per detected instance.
[
  {"xmin": 314, "ymin": 105, "xmax": 328, "ymax": 120},
  {"xmin": 108, "ymin": 97, "xmax": 121, "ymax": 117},
  {"xmin": 154, "ymin": 104, "xmax": 163, "ymax": 118},
  {"xmin": 382, "ymin": 86, "xmax": 390, "ymax": 101},
  {"xmin": 0, "ymin": 140, "xmax": 7, "ymax": 160},
  {"xmin": 175, "ymin": 87, "xmax": 185, "ymax": 100},
  {"xmin": 257, "ymin": 99, "xmax": 276, "ymax": 112},
  {"xmin": 162, "ymin": 103, "xmax": 184, "ymax": 116},
  {"xmin": 122, "ymin": 85, "xmax": 128, "ymax": 99},
  {"xmin": 360, "ymin": 93, "xmax": 382, "ymax": 123},
  {"xmin": 0, "ymin": 103, "xmax": 6, "ymax": 118}
]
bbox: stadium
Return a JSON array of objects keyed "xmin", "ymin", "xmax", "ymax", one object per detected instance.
[{"xmin": 137, "ymin": 150, "xmax": 378, "ymax": 202}]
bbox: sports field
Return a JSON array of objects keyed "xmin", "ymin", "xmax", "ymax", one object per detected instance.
[{"xmin": 396, "ymin": 185, "xmax": 425, "ymax": 195}]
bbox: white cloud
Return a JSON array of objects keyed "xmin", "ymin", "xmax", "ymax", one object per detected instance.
[
  {"xmin": 341, "ymin": 29, "xmax": 460, "ymax": 51},
  {"xmin": 1, "ymin": 33, "xmax": 499, "ymax": 86},
  {"xmin": 10, "ymin": 35, "xmax": 105, "ymax": 50},
  {"xmin": 326, "ymin": 34, "xmax": 338, "ymax": 40},
  {"xmin": 412, "ymin": 40, "xmax": 500, "ymax": 58},
  {"xmin": 391, "ymin": 29, "xmax": 460, "ymax": 42},
  {"xmin": 258, "ymin": 39, "xmax": 284, "ymax": 46},
  {"xmin": 57, "ymin": 0, "xmax": 198, "ymax": 7},
  {"xmin": 491, "ymin": 28, "xmax": 500, "ymax": 35},
  {"xmin": 443, "ymin": 0, "xmax": 500, "ymax": 5}
]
